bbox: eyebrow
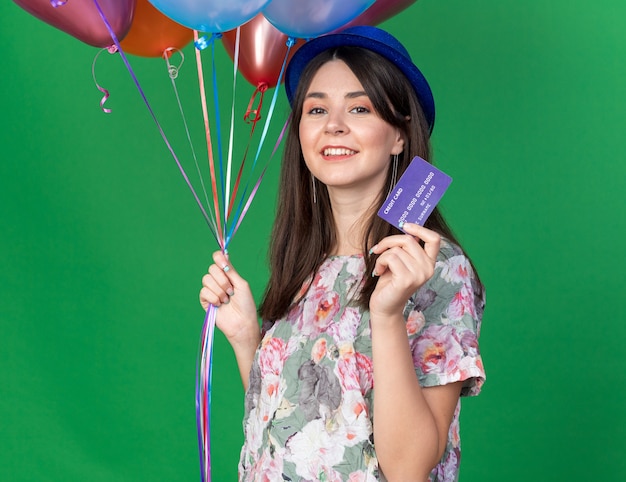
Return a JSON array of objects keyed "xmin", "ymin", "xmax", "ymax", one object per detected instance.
[{"xmin": 304, "ymin": 90, "xmax": 368, "ymax": 100}]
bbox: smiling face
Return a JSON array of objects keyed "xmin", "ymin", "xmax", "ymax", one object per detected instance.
[{"xmin": 298, "ymin": 60, "xmax": 405, "ymax": 198}]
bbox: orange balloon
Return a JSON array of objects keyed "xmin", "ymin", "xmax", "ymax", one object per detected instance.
[
  {"xmin": 222, "ymin": 14, "xmax": 303, "ymax": 89},
  {"xmin": 120, "ymin": 0, "xmax": 193, "ymax": 57}
]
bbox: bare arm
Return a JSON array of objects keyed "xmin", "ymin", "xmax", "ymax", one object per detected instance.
[
  {"xmin": 199, "ymin": 251, "xmax": 261, "ymax": 390},
  {"xmin": 369, "ymin": 223, "xmax": 462, "ymax": 481},
  {"xmin": 370, "ymin": 314, "xmax": 463, "ymax": 480}
]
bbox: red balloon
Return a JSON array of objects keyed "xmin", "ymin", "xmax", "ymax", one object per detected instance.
[
  {"xmin": 340, "ymin": 0, "xmax": 418, "ymax": 28},
  {"xmin": 120, "ymin": 0, "xmax": 193, "ymax": 57},
  {"xmin": 13, "ymin": 0, "xmax": 135, "ymax": 48},
  {"xmin": 221, "ymin": 14, "xmax": 303, "ymax": 89}
]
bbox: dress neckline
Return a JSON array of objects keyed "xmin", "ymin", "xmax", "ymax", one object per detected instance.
[{"xmin": 326, "ymin": 253, "xmax": 364, "ymax": 260}]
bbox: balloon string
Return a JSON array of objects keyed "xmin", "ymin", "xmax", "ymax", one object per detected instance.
[
  {"xmin": 163, "ymin": 48, "xmax": 218, "ymax": 236},
  {"xmin": 194, "ymin": 31, "xmax": 224, "ymax": 250},
  {"xmin": 227, "ymin": 83, "xmax": 268, "ymax": 218},
  {"xmin": 226, "ymin": 119, "xmax": 255, "ymax": 220},
  {"xmin": 90, "ymin": 0, "xmax": 217, "ymax": 242},
  {"xmin": 244, "ymin": 83, "xmax": 268, "ymax": 125},
  {"xmin": 91, "ymin": 46, "xmax": 117, "ymax": 114},
  {"xmin": 225, "ymin": 40, "xmax": 295, "ymax": 247},
  {"xmin": 196, "ymin": 303, "xmax": 216, "ymax": 482},
  {"xmin": 224, "ymin": 27, "xmax": 241, "ymax": 226},
  {"xmin": 228, "ymin": 115, "xmax": 290, "ymax": 243},
  {"xmin": 226, "ymin": 37, "xmax": 269, "ymax": 219},
  {"xmin": 251, "ymin": 38, "xmax": 295, "ymax": 167},
  {"xmin": 209, "ymin": 36, "xmax": 227, "ymax": 239}
]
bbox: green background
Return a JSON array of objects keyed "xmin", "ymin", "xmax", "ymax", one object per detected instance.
[{"xmin": 2, "ymin": 0, "xmax": 625, "ymax": 480}]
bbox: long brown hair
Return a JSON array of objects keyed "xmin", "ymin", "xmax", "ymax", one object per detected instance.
[{"xmin": 259, "ymin": 46, "xmax": 475, "ymax": 323}]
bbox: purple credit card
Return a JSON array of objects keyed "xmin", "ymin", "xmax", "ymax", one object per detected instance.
[{"xmin": 377, "ymin": 156, "xmax": 452, "ymax": 229}]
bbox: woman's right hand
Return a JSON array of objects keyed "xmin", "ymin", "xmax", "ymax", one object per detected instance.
[{"xmin": 199, "ymin": 251, "xmax": 260, "ymax": 349}]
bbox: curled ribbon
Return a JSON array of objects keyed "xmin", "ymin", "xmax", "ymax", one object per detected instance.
[
  {"xmin": 164, "ymin": 48, "xmax": 184, "ymax": 80},
  {"xmin": 91, "ymin": 45, "xmax": 118, "ymax": 114},
  {"xmin": 194, "ymin": 33, "xmax": 222, "ymax": 51},
  {"xmin": 244, "ymin": 83, "xmax": 268, "ymax": 125},
  {"xmin": 90, "ymin": 0, "xmax": 215, "ymax": 235}
]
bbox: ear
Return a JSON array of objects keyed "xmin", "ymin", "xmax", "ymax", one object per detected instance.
[{"xmin": 390, "ymin": 128, "xmax": 405, "ymax": 155}]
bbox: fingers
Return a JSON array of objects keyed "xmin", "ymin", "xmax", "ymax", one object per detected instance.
[
  {"xmin": 373, "ymin": 244, "xmax": 427, "ymax": 282},
  {"xmin": 371, "ymin": 223, "xmax": 440, "ymax": 260},
  {"xmin": 400, "ymin": 222, "xmax": 441, "ymax": 260},
  {"xmin": 370, "ymin": 223, "xmax": 440, "ymax": 280},
  {"xmin": 211, "ymin": 251, "xmax": 248, "ymax": 288},
  {"xmin": 199, "ymin": 251, "xmax": 240, "ymax": 309}
]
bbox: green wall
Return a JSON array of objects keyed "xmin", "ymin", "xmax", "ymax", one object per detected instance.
[{"xmin": 1, "ymin": 1, "xmax": 625, "ymax": 480}]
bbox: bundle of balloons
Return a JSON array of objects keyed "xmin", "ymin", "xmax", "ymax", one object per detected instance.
[
  {"xmin": 13, "ymin": 0, "xmax": 419, "ymax": 480},
  {"xmin": 13, "ymin": 0, "xmax": 418, "ymax": 86}
]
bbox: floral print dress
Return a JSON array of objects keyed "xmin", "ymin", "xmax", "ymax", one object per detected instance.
[{"xmin": 238, "ymin": 240, "xmax": 486, "ymax": 481}]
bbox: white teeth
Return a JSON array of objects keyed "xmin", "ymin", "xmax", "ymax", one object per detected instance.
[{"xmin": 323, "ymin": 148, "xmax": 356, "ymax": 156}]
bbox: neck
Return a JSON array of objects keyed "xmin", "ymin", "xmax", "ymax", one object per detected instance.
[{"xmin": 327, "ymin": 187, "xmax": 379, "ymax": 256}]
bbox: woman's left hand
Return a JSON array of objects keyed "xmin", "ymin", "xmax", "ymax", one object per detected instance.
[{"xmin": 369, "ymin": 222, "xmax": 441, "ymax": 319}]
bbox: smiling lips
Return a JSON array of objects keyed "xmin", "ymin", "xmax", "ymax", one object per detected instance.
[{"xmin": 322, "ymin": 147, "xmax": 358, "ymax": 157}]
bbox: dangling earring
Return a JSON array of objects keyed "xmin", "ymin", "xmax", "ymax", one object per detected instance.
[
  {"xmin": 386, "ymin": 154, "xmax": 399, "ymax": 197},
  {"xmin": 311, "ymin": 173, "xmax": 317, "ymax": 204}
]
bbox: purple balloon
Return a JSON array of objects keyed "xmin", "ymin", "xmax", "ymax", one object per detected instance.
[
  {"xmin": 13, "ymin": 0, "xmax": 135, "ymax": 48},
  {"xmin": 263, "ymin": 0, "xmax": 375, "ymax": 38}
]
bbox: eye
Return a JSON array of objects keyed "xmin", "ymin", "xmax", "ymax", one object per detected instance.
[
  {"xmin": 350, "ymin": 105, "xmax": 371, "ymax": 114},
  {"xmin": 308, "ymin": 107, "xmax": 327, "ymax": 115}
]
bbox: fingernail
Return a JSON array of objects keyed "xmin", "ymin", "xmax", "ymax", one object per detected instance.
[
  {"xmin": 368, "ymin": 245, "xmax": 377, "ymax": 255},
  {"xmin": 227, "ymin": 289, "xmax": 235, "ymax": 296},
  {"xmin": 223, "ymin": 264, "xmax": 230, "ymax": 273},
  {"xmin": 371, "ymin": 269, "xmax": 378, "ymax": 278},
  {"xmin": 398, "ymin": 221, "xmax": 405, "ymax": 229}
]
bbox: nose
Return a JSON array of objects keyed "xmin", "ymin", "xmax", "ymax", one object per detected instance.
[{"xmin": 325, "ymin": 110, "xmax": 348, "ymax": 135}]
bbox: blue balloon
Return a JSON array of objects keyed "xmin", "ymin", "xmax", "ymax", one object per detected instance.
[
  {"xmin": 148, "ymin": 0, "xmax": 272, "ymax": 33},
  {"xmin": 263, "ymin": 0, "xmax": 375, "ymax": 38}
]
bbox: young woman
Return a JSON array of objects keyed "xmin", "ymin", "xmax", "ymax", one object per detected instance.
[{"xmin": 200, "ymin": 26, "xmax": 486, "ymax": 482}]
